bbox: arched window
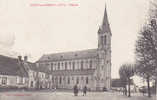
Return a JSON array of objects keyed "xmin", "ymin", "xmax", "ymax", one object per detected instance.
[
  {"xmin": 59, "ymin": 76, "xmax": 62, "ymax": 84},
  {"xmin": 101, "ymin": 35, "xmax": 107, "ymax": 45},
  {"xmin": 61, "ymin": 62, "xmax": 64, "ymax": 70},
  {"xmin": 72, "ymin": 61, "xmax": 75, "ymax": 70},
  {"xmin": 76, "ymin": 77, "xmax": 79, "ymax": 84},
  {"xmin": 81, "ymin": 76, "xmax": 84, "ymax": 80},
  {"xmin": 89, "ymin": 60, "xmax": 92, "ymax": 69},
  {"xmin": 55, "ymin": 77, "xmax": 58, "ymax": 83},
  {"xmin": 65, "ymin": 62, "xmax": 67, "ymax": 70},
  {"xmin": 86, "ymin": 77, "xmax": 88, "ymax": 84},
  {"xmin": 68, "ymin": 77, "xmax": 70, "ymax": 84},
  {"xmin": 52, "ymin": 77, "xmax": 54, "ymax": 83},
  {"xmin": 104, "ymin": 35, "xmax": 107, "ymax": 45},
  {"xmin": 54, "ymin": 63, "xmax": 57, "ymax": 70},
  {"xmin": 101, "ymin": 36, "xmax": 104, "ymax": 45},
  {"xmin": 72, "ymin": 77, "xmax": 74, "ymax": 80},
  {"xmin": 51, "ymin": 63, "xmax": 53, "ymax": 71},
  {"xmin": 58, "ymin": 62, "xmax": 60, "ymax": 70},
  {"xmin": 63, "ymin": 76, "xmax": 65, "ymax": 81},
  {"xmin": 81, "ymin": 61, "xmax": 84, "ymax": 70},
  {"xmin": 69, "ymin": 62, "xmax": 71, "ymax": 70}
]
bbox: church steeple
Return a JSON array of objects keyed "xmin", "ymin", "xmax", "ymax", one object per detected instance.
[
  {"xmin": 98, "ymin": 5, "xmax": 111, "ymax": 49},
  {"xmin": 98, "ymin": 5, "xmax": 111, "ymax": 34}
]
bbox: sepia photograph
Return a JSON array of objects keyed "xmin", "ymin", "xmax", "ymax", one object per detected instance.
[{"xmin": 0, "ymin": 0, "xmax": 156, "ymax": 100}]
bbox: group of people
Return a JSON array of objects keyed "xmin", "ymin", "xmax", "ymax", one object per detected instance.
[{"xmin": 73, "ymin": 84, "xmax": 87, "ymax": 96}]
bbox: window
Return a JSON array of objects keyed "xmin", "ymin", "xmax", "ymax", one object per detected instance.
[
  {"xmin": 19, "ymin": 77, "xmax": 23, "ymax": 84},
  {"xmin": 101, "ymin": 35, "xmax": 107, "ymax": 45},
  {"xmin": 55, "ymin": 77, "xmax": 58, "ymax": 83},
  {"xmin": 51, "ymin": 63, "xmax": 53, "ymax": 71},
  {"xmin": 76, "ymin": 77, "xmax": 79, "ymax": 84},
  {"xmin": 89, "ymin": 60, "xmax": 92, "ymax": 69},
  {"xmin": 31, "ymin": 81, "xmax": 33, "ymax": 87},
  {"xmin": 2, "ymin": 77, "xmax": 7, "ymax": 85},
  {"xmin": 86, "ymin": 77, "xmax": 88, "ymax": 84},
  {"xmin": 72, "ymin": 61, "xmax": 75, "ymax": 70},
  {"xmin": 69, "ymin": 62, "xmax": 71, "ymax": 70},
  {"xmin": 62, "ymin": 62, "xmax": 64, "ymax": 70},
  {"xmin": 58, "ymin": 62, "xmax": 60, "ymax": 70},
  {"xmin": 81, "ymin": 76, "xmax": 84, "ymax": 80},
  {"xmin": 101, "ymin": 36, "xmax": 104, "ymax": 45},
  {"xmin": 81, "ymin": 61, "xmax": 84, "ymax": 70},
  {"xmin": 39, "ymin": 63, "xmax": 42, "ymax": 67},
  {"xmin": 52, "ymin": 77, "xmax": 54, "ymax": 83},
  {"xmin": 104, "ymin": 35, "xmax": 107, "ymax": 45},
  {"xmin": 68, "ymin": 77, "xmax": 70, "ymax": 84},
  {"xmin": 46, "ymin": 63, "xmax": 49, "ymax": 66},
  {"xmin": 51, "ymin": 63, "xmax": 53, "ymax": 67},
  {"xmin": 63, "ymin": 76, "xmax": 65, "ymax": 81},
  {"xmin": 33, "ymin": 72, "xmax": 36, "ymax": 77},
  {"xmin": 54, "ymin": 63, "xmax": 56, "ymax": 70},
  {"xmin": 65, "ymin": 62, "xmax": 67, "ymax": 70},
  {"xmin": 72, "ymin": 77, "xmax": 74, "ymax": 80},
  {"xmin": 59, "ymin": 77, "xmax": 62, "ymax": 84},
  {"xmin": 107, "ymin": 60, "xmax": 109, "ymax": 64}
]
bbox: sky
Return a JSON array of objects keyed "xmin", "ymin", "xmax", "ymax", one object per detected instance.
[{"xmin": 0, "ymin": 0, "xmax": 150, "ymax": 78}]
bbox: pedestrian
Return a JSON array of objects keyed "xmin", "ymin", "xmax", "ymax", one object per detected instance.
[
  {"xmin": 83, "ymin": 85, "xmax": 87, "ymax": 96},
  {"xmin": 73, "ymin": 84, "xmax": 78, "ymax": 96}
]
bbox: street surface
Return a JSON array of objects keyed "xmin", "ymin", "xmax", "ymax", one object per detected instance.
[{"xmin": 0, "ymin": 91, "xmax": 155, "ymax": 100}]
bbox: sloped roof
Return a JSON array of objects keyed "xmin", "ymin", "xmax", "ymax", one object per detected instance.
[
  {"xmin": 38, "ymin": 66, "xmax": 51, "ymax": 74},
  {"xmin": 0, "ymin": 55, "xmax": 28, "ymax": 77},
  {"xmin": 37, "ymin": 49, "xmax": 98, "ymax": 62},
  {"xmin": 27, "ymin": 62, "xmax": 38, "ymax": 71}
]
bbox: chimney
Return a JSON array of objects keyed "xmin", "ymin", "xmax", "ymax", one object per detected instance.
[
  {"xmin": 24, "ymin": 56, "xmax": 28, "ymax": 62},
  {"xmin": 18, "ymin": 56, "xmax": 22, "ymax": 62}
]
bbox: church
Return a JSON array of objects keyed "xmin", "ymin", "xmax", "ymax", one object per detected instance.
[{"xmin": 36, "ymin": 7, "xmax": 112, "ymax": 91}]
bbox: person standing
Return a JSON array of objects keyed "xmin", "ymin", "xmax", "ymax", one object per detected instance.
[
  {"xmin": 83, "ymin": 85, "xmax": 87, "ymax": 96},
  {"xmin": 73, "ymin": 84, "xmax": 78, "ymax": 96}
]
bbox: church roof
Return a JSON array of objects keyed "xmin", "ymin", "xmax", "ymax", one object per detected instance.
[
  {"xmin": 37, "ymin": 49, "xmax": 98, "ymax": 62},
  {"xmin": 0, "ymin": 55, "xmax": 28, "ymax": 77}
]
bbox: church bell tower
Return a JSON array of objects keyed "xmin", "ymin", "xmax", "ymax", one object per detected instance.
[{"xmin": 96, "ymin": 5, "xmax": 111, "ymax": 90}]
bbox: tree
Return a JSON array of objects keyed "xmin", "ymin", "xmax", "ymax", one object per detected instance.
[
  {"xmin": 150, "ymin": 0, "xmax": 157, "ymax": 67},
  {"xmin": 119, "ymin": 63, "xmax": 135, "ymax": 97},
  {"xmin": 135, "ymin": 23, "xmax": 157, "ymax": 97},
  {"xmin": 135, "ymin": 0, "xmax": 157, "ymax": 97},
  {"xmin": 119, "ymin": 66, "xmax": 127, "ymax": 96}
]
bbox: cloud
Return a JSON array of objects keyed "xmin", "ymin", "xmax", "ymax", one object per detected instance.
[
  {"xmin": 0, "ymin": 33, "xmax": 15, "ymax": 48},
  {"xmin": 0, "ymin": 33, "xmax": 17, "ymax": 57}
]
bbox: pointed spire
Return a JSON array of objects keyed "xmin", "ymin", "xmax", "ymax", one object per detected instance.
[{"xmin": 100, "ymin": 4, "xmax": 111, "ymax": 34}]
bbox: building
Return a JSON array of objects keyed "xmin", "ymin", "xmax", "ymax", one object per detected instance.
[
  {"xmin": 22, "ymin": 56, "xmax": 52, "ymax": 89},
  {"xmin": 36, "ymin": 7, "xmax": 112, "ymax": 91},
  {"xmin": 0, "ymin": 54, "xmax": 54, "ymax": 91},
  {"xmin": 0, "ymin": 55, "xmax": 29, "ymax": 89},
  {"xmin": 22, "ymin": 56, "xmax": 38, "ymax": 89},
  {"xmin": 111, "ymin": 79, "xmax": 124, "ymax": 91},
  {"xmin": 112, "ymin": 78, "xmax": 138, "ymax": 93},
  {"xmin": 36, "ymin": 65, "xmax": 52, "ymax": 89}
]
